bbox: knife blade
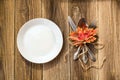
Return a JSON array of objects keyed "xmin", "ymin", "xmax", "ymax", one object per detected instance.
[
  {"xmin": 85, "ymin": 45, "xmax": 96, "ymax": 62},
  {"xmin": 89, "ymin": 20, "xmax": 97, "ymax": 29},
  {"xmin": 68, "ymin": 16, "xmax": 76, "ymax": 31}
]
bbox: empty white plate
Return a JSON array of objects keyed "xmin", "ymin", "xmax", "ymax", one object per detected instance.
[{"xmin": 17, "ymin": 18, "xmax": 63, "ymax": 63}]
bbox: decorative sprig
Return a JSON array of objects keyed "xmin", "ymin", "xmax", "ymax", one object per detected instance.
[{"xmin": 68, "ymin": 17, "xmax": 106, "ymax": 71}]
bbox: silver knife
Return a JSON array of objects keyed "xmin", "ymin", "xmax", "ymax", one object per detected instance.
[
  {"xmin": 85, "ymin": 44, "xmax": 96, "ymax": 62},
  {"xmin": 68, "ymin": 16, "xmax": 76, "ymax": 31}
]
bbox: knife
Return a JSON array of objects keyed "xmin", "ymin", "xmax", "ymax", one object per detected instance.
[
  {"xmin": 85, "ymin": 44, "xmax": 96, "ymax": 62},
  {"xmin": 68, "ymin": 16, "xmax": 76, "ymax": 31},
  {"xmin": 89, "ymin": 20, "xmax": 97, "ymax": 29}
]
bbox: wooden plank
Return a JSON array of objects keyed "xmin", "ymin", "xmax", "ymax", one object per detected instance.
[
  {"xmin": 14, "ymin": 0, "xmax": 32, "ymax": 80},
  {"xmin": 114, "ymin": 0, "xmax": 120, "ymax": 79},
  {"xmin": 42, "ymin": 0, "xmax": 70, "ymax": 80},
  {"xmin": 98, "ymin": 1, "xmax": 114, "ymax": 80},
  {"xmin": 0, "ymin": 0, "xmax": 14, "ymax": 80},
  {"xmin": 69, "ymin": 1, "xmax": 84, "ymax": 79},
  {"xmin": 98, "ymin": 0, "xmax": 120, "ymax": 80},
  {"xmin": 68, "ymin": 0, "xmax": 120, "ymax": 80},
  {"xmin": 68, "ymin": 0, "xmax": 101, "ymax": 80},
  {"xmin": 28, "ymin": 0, "xmax": 43, "ymax": 80},
  {"xmin": 15, "ymin": 0, "xmax": 43, "ymax": 80}
]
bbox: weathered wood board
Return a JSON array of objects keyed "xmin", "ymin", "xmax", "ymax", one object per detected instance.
[{"xmin": 0, "ymin": 0, "xmax": 120, "ymax": 80}]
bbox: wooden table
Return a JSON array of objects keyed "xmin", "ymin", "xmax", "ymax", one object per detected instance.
[{"xmin": 0, "ymin": 0, "xmax": 120, "ymax": 80}]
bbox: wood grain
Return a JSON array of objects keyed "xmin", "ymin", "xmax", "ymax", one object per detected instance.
[
  {"xmin": 69, "ymin": 0, "xmax": 99, "ymax": 80},
  {"xmin": 14, "ymin": 0, "xmax": 32, "ymax": 80},
  {"xmin": 15, "ymin": 0, "xmax": 43, "ymax": 80},
  {"xmin": 98, "ymin": 1, "xmax": 120, "ymax": 80},
  {"xmin": 42, "ymin": 0, "xmax": 70, "ymax": 80},
  {"xmin": 28, "ymin": 0, "xmax": 43, "ymax": 80},
  {"xmin": 0, "ymin": 0, "xmax": 14, "ymax": 80},
  {"xmin": 97, "ymin": 1, "xmax": 112, "ymax": 80},
  {"xmin": 1, "ymin": 0, "xmax": 120, "ymax": 80}
]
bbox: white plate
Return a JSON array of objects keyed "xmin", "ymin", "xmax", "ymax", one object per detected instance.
[{"xmin": 17, "ymin": 18, "xmax": 63, "ymax": 63}]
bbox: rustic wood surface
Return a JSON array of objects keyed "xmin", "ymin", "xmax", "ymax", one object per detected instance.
[{"xmin": 0, "ymin": 0, "xmax": 120, "ymax": 80}]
